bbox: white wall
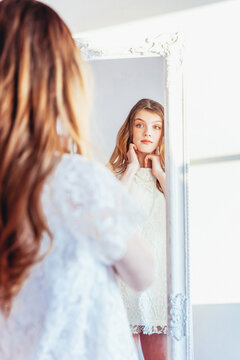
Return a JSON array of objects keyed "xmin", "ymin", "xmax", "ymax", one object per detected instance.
[
  {"xmin": 172, "ymin": 3, "xmax": 240, "ymax": 358},
  {"xmin": 193, "ymin": 304, "xmax": 240, "ymax": 360},
  {"xmin": 179, "ymin": 2, "xmax": 240, "ymax": 308},
  {"xmin": 170, "ymin": 3, "xmax": 240, "ymax": 359}
]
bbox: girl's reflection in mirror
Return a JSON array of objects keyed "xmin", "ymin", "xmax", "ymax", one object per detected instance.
[{"xmin": 108, "ymin": 99, "xmax": 167, "ymax": 360}]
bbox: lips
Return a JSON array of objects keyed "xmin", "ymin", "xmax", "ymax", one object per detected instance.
[{"xmin": 141, "ymin": 140, "xmax": 152, "ymax": 144}]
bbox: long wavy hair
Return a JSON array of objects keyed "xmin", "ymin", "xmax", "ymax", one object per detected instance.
[
  {"xmin": 0, "ymin": 0, "xmax": 90, "ymax": 315},
  {"xmin": 108, "ymin": 98, "xmax": 165, "ymax": 193}
]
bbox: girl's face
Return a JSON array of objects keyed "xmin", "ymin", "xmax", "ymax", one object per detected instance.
[{"xmin": 132, "ymin": 109, "xmax": 163, "ymax": 154}]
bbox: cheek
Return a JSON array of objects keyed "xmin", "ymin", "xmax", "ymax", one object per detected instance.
[
  {"xmin": 152, "ymin": 131, "xmax": 161, "ymax": 144},
  {"xmin": 132, "ymin": 128, "xmax": 142, "ymax": 142}
]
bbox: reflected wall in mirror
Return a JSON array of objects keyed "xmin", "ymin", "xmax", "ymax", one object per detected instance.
[
  {"xmin": 75, "ymin": 33, "xmax": 190, "ymax": 360},
  {"xmin": 89, "ymin": 57, "xmax": 164, "ymax": 163}
]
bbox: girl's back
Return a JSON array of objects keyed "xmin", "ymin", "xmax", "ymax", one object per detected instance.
[{"xmin": 0, "ymin": 154, "xmax": 142, "ymax": 360}]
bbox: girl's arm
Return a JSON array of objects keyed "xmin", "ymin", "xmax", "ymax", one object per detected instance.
[
  {"xmin": 119, "ymin": 164, "xmax": 138, "ymax": 190},
  {"xmin": 119, "ymin": 143, "xmax": 139, "ymax": 190},
  {"xmin": 144, "ymin": 147, "xmax": 166, "ymax": 195},
  {"xmin": 114, "ymin": 230, "xmax": 155, "ymax": 291},
  {"xmin": 156, "ymin": 170, "xmax": 166, "ymax": 195}
]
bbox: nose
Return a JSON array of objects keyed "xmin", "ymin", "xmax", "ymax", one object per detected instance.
[{"xmin": 144, "ymin": 125, "xmax": 152, "ymax": 137}]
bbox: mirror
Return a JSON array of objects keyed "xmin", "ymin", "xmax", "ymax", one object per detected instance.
[{"xmin": 75, "ymin": 32, "xmax": 191, "ymax": 360}]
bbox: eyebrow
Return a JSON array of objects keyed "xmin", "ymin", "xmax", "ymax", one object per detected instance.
[{"xmin": 134, "ymin": 118, "xmax": 162, "ymax": 124}]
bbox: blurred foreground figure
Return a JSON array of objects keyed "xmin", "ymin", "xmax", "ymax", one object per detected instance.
[{"xmin": 0, "ymin": 1, "xmax": 155, "ymax": 359}]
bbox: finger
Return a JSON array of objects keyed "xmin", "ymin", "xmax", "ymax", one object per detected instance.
[
  {"xmin": 144, "ymin": 156, "xmax": 148, "ymax": 168},
  {"xmin": 129, "ymin": 143, "xmax": 137, "ymax": 152},
  {"xmin": 155, "ymin": 146, "xmax": 160, "ymax": 155},
  {"xmin": 145, "ymin": 156, "xmax": 152, "ymax": 168},
  {"xmin": 146, "ymin": 155, "xmax": 154, "ymax": 160},
  {"xmin": 128, "ymin": 145, "xmax": 134, "ymax": 154}
]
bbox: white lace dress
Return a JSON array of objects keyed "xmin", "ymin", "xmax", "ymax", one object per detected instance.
[
  {"xmin": 118, "ymin": 168, "xmax": 167, "ymax": 335},
  {"xmin": 0, "ymin": 154, "xmax": 144, "ymax": 360}
]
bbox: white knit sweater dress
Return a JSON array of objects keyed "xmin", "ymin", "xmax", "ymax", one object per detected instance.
[{"xmin": 118, "ymin": 168, "xmax": 167, "ymax": 335}]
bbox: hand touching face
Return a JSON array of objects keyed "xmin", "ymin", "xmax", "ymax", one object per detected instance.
[
  {"xmin": 144, "ymin": 146, "xmax": 164, "ymax": 178},
  {"xmin": 126, "ymin": 143, "xmax": 140, "ymax": 172},
  {"xmin": 132, "ymin": 109, "xmax": 163, "ymax": 154}
]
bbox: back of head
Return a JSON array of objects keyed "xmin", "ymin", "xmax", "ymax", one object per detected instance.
[{"xmin": 0, "ymin": 0, "xmax": 89, "ymax": 314}]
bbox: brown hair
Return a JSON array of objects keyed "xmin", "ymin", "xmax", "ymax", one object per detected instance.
[
  {"xmin": 108, "ymin": 98, "xmax": 165, "ymax": 192},
  {"xmin": 0, "ymin": 0, "xmax": 89, "ymax": 314}
]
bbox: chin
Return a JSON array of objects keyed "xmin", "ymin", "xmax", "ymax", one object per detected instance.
[
  {"xmin": 138, "ymin": 149, "xmax": 154, "ymax": 155},
  {"xmin": 138, "ymin": 146, "xmax": 155, "ymax": 154}
]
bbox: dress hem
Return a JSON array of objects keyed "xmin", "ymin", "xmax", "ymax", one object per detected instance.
[{"xmin": 130, "ymin": 325, "xmax": 168, "ymax": 335}]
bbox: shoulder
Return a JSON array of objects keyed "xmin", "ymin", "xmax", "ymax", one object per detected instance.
[
  {"xmin": 57, "ymin": 154, "xmax": 111, "ymax": 179},
  {"xmin": 53, "ymin": 153, "xmax": 118, "ymax": 194}
]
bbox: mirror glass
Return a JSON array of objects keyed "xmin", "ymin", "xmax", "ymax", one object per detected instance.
[{"xmin": 88, "ymin": 56, "xmax": 168, "ymax": 360}]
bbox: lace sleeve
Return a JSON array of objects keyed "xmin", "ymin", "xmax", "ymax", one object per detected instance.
[{"xmin": 54, "ymin": 155, "xmax": 144, "ymax": 265}]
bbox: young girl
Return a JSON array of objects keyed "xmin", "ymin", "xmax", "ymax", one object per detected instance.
[
  {"xmin": 108, "ymin": 98, "xmax": 167, "ymax": 360},
  {"xmin": 0, "ymin": 2, "xmax": 155, "ymax": 359}
]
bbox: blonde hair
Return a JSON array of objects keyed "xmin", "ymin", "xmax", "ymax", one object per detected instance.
[
  {"xmin": 108, "ymin": 98, "xmax": 165, "ymax": 192},
  {"xmin": 0, "ymin": 0, "xmax": 90, "ymax": 314}
]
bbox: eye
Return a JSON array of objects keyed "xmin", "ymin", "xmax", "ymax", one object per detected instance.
[
  {"xmin": 135, "ymin": 123, "xmax": 143, "ymax": 128},
  {"xmin": 153, "ymin": 125, "xmax": 161, "ymax": 130}
]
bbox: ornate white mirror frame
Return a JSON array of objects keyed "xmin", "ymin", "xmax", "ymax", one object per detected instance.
[{"xmin": 74, "ymin": 32, "xmax": 192, "ymax": 360}]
